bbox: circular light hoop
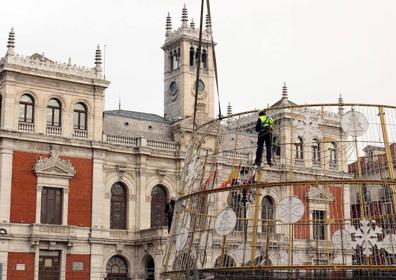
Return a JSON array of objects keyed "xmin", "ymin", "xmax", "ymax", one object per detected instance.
[
  {"xmin": 383, "ymin": 234, "xmax": 396, "ymax": 254},
  {"xmin": 332, "ymin": 229, "xmax": 353, "ymax": 250},
  {"xmin": 341, "ymin": 110, "xmax": 369, "ymax": 137},
  {"xmin": 214, "ymin": 208, "xmax": 237, "ymax": 236},
  {"xmin": 199, "ymin": 231, "xmax": 213, "ymax": 250},
  {"xmin": 276, "ymin": 196, "xmax": 304, "ymax": 224},
  {"xmin": 175, "ymin": 226, "xmax": 189, "ymax": 251}
]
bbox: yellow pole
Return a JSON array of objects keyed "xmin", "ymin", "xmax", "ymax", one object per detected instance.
[
  {"xmin": 378, "ymin": 106, "xmax": 396, "ymax": 214},
  {"xmin": 250, "ymin": 171, "xmax": 262, "ymax": 266}
]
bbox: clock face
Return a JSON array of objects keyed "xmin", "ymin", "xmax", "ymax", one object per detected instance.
[
  {"xmin": 169, "ymin": 81, "xmax": 178, "ymax": 94},
  {"xmin": 194, "ymin": 79, "xmax": 205, "ymax": 93}
]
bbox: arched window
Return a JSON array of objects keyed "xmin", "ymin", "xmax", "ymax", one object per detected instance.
[
  {"xmin": 110, "ymin": 182, "xmax": 127, "ymax": 229},
  {"xmin": 106, "ymin": 256, "xmax": 128, "ymax": 279},
  {"xmin": 189, "ymin": 47, "xmax": 195, "ymax": 66},
  {"xmin": 214, "ymin": 255, "xmax": 236, "ymax": 268},
  {"xmin": 151, "ymin": 185, "xmax": 168, "ymax": 227},
  {"xmin": 312, "ymin": 138, "xmax": 321, "ymax": 165},
  {"xmin": 73, "ymin": 102, "xmax": 87, "ymax": 130},
  {"xmin": 329, "ymin": 142, "xmax": 337, "ymax": 164},
  {"xmin": 202, "ymin": 49, "xmax": 208, "ymax": 69},
  {"xmin": 47, "ymin": 98, "xmax": 61, "ymax": 127},
  {"xmin": 19, "ymin": 94, "xmax": 34, "ymax": 123},
  {"xmin": 262, "ymin": 196, "xmax": 275, "ymax": 234},
  {"xmin": 272, "ymin": 135, "xmax": 281, "ymax": 157},
  {"xmin": 145, "ymin": 255, "xmax": 155, "ymax": 280},
  {"xmin": 295, "ymin": 136, "xmax": 304, "ymax": 159},
  {"xmin": 169, "ymin": 51, "xmax": 174, "ymax": 71}
]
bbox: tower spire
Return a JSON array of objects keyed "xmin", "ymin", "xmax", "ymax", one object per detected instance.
[
  {"xmin": 190, "ymin": 18, "xmax": 195, "ymax": 29},
  {"xmin": 205, "ymin": 14, "xmax": 212, "ymax": 33},
  {"xmin": 94, "ymin": 45, "xmax": 102, "ymax": 73},
  {"xmin": 165, "ymin": 12, "xmax": 172, "ymax": 37},
  {"xmin": 6, "ymin": 27, "xmax": 15, "ymax": 56},
  {"xmin": 227, "ymin": 102, "xmax": 232, "ymax": 116},
  {"xmin": 282, "ymin": 82, "xmax": 288, "ymax": 100},
  {"xmin": 181, "ymin": 4, "xmax": 188, "ymax": 29},
  {"xmin": 338, "ymin": 93, "xmax": 344, "ymax": 115}
]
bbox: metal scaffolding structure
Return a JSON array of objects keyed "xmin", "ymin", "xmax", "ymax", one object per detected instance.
[{"xmin": 162, "ymin": 103, "xmax": 396, "ymax": 279}]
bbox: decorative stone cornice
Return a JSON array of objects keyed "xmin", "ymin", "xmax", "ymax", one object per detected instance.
[
  {"xmin": 0, "ymin": 52, "xmax": 104, "ymax": 80},
  {"xmin": 34, "ymin": 151, "xmax": 76, "ymax": 178},
  {"xmin": 306, "ymin": 185, "xmax": 334, "ymax": 203}
]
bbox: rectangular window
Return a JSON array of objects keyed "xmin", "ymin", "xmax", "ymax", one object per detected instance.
[
  {"xmin": 313, "ymin": 210, "xmax": 326, "ymax": 240},
  {"xmin": 41, "ymin": 187, "xmax": 62, "ymax": 225}
]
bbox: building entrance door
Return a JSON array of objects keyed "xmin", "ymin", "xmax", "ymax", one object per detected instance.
[{"xmin": 39, "ymin": 251, "xmax": 60, "ymax": 280}]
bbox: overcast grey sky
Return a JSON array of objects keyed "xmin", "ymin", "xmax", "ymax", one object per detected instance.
[{"xmin": 1, "ymin": 0, "xmax": 395, "ymax": 115}]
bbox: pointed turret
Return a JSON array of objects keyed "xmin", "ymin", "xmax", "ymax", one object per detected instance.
[
  {"xmin": 338, "ymin": 93, "xmax": 344, "ymax": 115},
  {"xmin": 205, "ymin": 14, "xmax": 212, "ymax": 33},
  {"xmin": 165, "ymin": 13, "xmax": 172, "ymax": 37},
  {"xmin": 190, "ymin": 18, "xmax": 195, "ymax": 29},
  {"xmin": 94, "ymin": 45, "xmax": 102, "ymax": 73},
  {"xmin": 282, "ymin": 82, "xmax": 288, "ymax": 100},
  {"xmin": 227, "ymin": 102, "xmax": 232, "ymax": 116},
  {"xmin": 6, "ymin": 27, "xmax": 15, "ymax": 56},
  {"xmin": 181, "ymin": 4, "xmax": 188, "ymax": 29}
]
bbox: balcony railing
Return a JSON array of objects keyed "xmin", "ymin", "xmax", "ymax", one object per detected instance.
[
  {"xmin": 105, "ymin": 134, "xmax": 139, "ymax": 146},
  {"xmin": 329, "ymin": 162, "xmax": 338, "ymax": 170},
  {"xmin": 46, "ymin": 126, "xmax": 62, "ymax": 136},
  {"xmin": 294, "ymin": 158, "xmax": 305, "ymax": 166},
  {"xmin": 18, "ymin": 121, "xmax": 34, "ymax": 132},
  {"xmin": 313, "ymin": 160, "xmax": 321, "ymax": 168},
  {"xmin": 147, "ymin": 139, "xmax": 178, "ymax": 151},
  {"xmin": 73, "ymin": 129, "xmax": 88, "ymax": 139}
]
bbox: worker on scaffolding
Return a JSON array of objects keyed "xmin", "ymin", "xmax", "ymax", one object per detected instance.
[{"xmin": 254, "ymin": 109, "xmax": 273, "ymax": 167}]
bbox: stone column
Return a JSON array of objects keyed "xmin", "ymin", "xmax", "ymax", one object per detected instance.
[
  {"xmin": 91, "ymin": 151, "xmax": 105, "ymax": 228},
  {"xmin": 35, "ymin": 186, "xmax": 42, "ymax": 223},
  {"xmin": 62, "ymin": 189, "xmax": 69, "ymax": 226},
  {"xmin": 90, "ymin": 244, "xmax": 104, "ymax": 280},
  {"xmin": 0, "ymin": 147, "xmax": 13, "ymax": 222}
]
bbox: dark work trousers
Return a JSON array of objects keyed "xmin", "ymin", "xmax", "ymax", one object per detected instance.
[{"xmin": 255, "ymin": 130, "xmax": 272, "ymax": 165}]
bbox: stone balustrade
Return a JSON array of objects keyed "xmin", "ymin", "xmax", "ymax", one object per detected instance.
[
  {"xmin": 18, "ymin": 121, "xmax": 35, "ymax": 132},
  {"xmin": 46, "ymin": 126, "xmax": 62, "ymax": 136},
  {"xmin": 73, "ymin": 129, "xmax": 88, "ymax": 139}
]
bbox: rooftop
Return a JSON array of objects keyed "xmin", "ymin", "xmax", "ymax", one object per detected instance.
[{"xmin": 104, "ymin": 110, "xmax": 170, "ymax": 124}]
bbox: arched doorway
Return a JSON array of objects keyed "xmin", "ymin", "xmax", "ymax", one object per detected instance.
[
  {"xmin": 145, "ymin": 255, "xmax": 155, "ymax": 280},
  {"xmin": 106, "ymin": 256, "xmax": 128, "ymax": 280}
]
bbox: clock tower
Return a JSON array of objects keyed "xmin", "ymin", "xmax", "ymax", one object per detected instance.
[{"xmin": 162, "ymin": 5, "xmax": 215, "ymax": 122}]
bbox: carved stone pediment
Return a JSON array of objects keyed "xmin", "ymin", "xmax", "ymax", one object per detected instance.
[
  {"xmin": 307, "ymin": 185, "xmax": 334, "ymax": 203},
  {"xmin": 34, "ymin": 151, "xmax": 76, "ymax": 178}
]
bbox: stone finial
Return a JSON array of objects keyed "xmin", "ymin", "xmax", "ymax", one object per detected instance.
[
  {"xmin": 165, "ymin": 12, "xmax": 172, "ymax": 36},
  {"xmin": 6, "ymin": 27, "xmax": 15, "ymax": 56},
  {"xmin": 181, "ymin": 4, "xmax": 188, "ymax": 29},
  {"xmin": 94, "ymin": 45, "xmax": 102, "ymax": 72},
  {"xmin": 205, "ymin": 14, "xmax": 212, "ymax": 33},
  {"xmin": 227, "ymin": 102, "xmax": 232, "ymax": 116},
  {"xmin": 282, "ymin": 82, "xmax": 288, "ymax": 99},
  {"xmin": 338, "ymin": 93, "xmax": 344, "ymax": 114},
  {"xmin": 190, "ymin": 18, "xmax": 195, "ymax": 29},
  {"xmin": 67, "ymin": 57, "xmax": 72, "ymax": 66}
]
